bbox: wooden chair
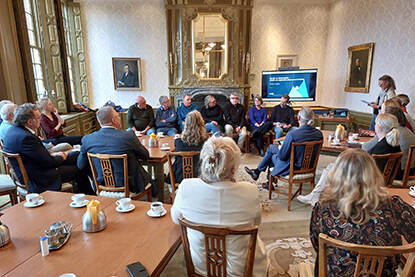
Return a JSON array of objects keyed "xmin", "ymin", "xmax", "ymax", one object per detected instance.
[
  {"xmin": 0, "ymin": 144, "xmax": 17, "ymax": 208},
  {"xmin": 268, "ymin": 140, "xmax": 323, "ymax": 211},
  {"xmin": 244, "ymin": 110, "xmax": 272, "ymax": 154},
  {"xmin": 87, "ymin": 153, "xmax": 152, "ymax": 201},
  {"xmin": 167, "ymin": 151, "xmax": 200, "ymax": 202},
  {"xmin": 178, "ymin": 216, "xmax": 258, "ymax": 277},
  {"xmin": 393, "ymin": 145, "xmax": 415, "ymax": 187},
  {"xmin": 318, "ymin": 233, "xmax": 415, "ymax": 277},
  {"xmin": 372, "ymin": 152, "xmax": 403, "ymax": 187},
  {"xmin": 1, "ymin": 151, "xmax": 72, "ymax": 199}
]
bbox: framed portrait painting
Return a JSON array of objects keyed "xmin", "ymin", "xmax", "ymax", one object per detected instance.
[
  {"xmin": 276, "ymin": 54, "xmax": 298, "ymax": 69},
  {"xmin": 112, "ymin": 57, "xmax": 142, "ymax": 90},
  {"xmin": 344, "ymin": 42, "xmax": 375, "ymax": 93}
]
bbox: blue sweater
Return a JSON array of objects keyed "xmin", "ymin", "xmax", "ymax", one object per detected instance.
[
  {"xmin": 177, "ymin": 104, "xmax": 198, "ymax": 129},
  {"xmin": 248, "ymin": 106, "xmax": 268, "ymax": 128},
  {"xmin": 155, "ymin": 106, "xmax": 177, "ymax": 128}
]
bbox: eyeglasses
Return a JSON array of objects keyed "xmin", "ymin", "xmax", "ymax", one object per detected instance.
[{"xmin": 230, "ymin": 97, "xmax": 238, "ymax": 100}]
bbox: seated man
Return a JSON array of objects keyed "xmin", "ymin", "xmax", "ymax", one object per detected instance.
[
  {"xmin": 245, "ymin": 106, "xmax": 323, "ymax": 189},
  {"xmin": 0, "ymin": 103, "xmax": 16, "ymax": 141},
  {"xmin": 224, "ymin": 92, "xmax": 247, "ymax": 150},
  {"xmin": 3, "ymin": 103, "xmax": 94, "ymax": 194},
  {"xmin": 270, "ymin": 94, "xmax": 296, "ymax": 138},
  {"xmin": 0, "ymin": 99, "xmax": 13, "ymax": 125},
  {"xmin": 155, "ymin": 96, "xmax": 178, "ymax": 136},
  {"xmin": 127, "ymin": 96, "xmax": 155, "ymax": 135},
  {"xmin": 177, "ymin": 94, "xmax": 198, "ymax": 132},
  {"xmin": 201, "ymin": 95, "xmax": 224, "ymax": 136},
  {"xmin": 78, "ymin": 106, "xmax": 150, "ymax": 194}
]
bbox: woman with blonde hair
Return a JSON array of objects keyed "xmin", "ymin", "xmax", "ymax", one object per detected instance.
[
  {"xmin": 310, "ymin": 148, "xmax": 415, "ymax": 276},
  {"xmin": 171, "ymin": 136, "xmax": 267, "ymax": 276},
  {"xmin": 167, "ymin": 110, "xmax": 208, "ymax": 185}
]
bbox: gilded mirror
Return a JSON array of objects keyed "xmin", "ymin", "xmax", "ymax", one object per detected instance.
[{"xmin": 192, "ymin": 13, "xmax": 228, "ymax": 80}]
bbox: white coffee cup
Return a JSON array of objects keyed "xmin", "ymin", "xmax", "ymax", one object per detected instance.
[
  {"xmin": 410, "ymin": 186, "xmax": 415, "ymax": 192},
  {"xmin": 71, "ymin": 193, "xmax": 85, "ymax": 205},
  {"xmin": 174, "ymin": 134, "xmax": 180, "ymax": 139},
  {"xmin": 162, "ymin": 143, "xmax": 169, "ymax": 148},
  {"xmin": 157, "ymin": 132, "xmax": 164, "ymax": 137},
  {"xmin": 327, "ymin": 134, "xmax": 333, "ymax": 141},
  {"xmin": 116, "ymin": 198, "xmax": 131, "ymax": 210},
  {"xmin": 333, "ymin": 138, "xmax": 340, "ymax": 144},
  {"xmin": 348, "ymin": 136, "xmax": 355, "ymax": 142},
  {"xmin": 151, "ymin": 201, "xmax": 164, "ymax": 214},
  {"xmin": 315, "ymin": 126, "xmax": 321, "ymax": 130},
  {"xmin": 26, "ymin": 193, "xmax": 40, "ymax": 205},
  {"xmin": 352, "ymin": 133, "xmax": 359, "ymax": 139}
]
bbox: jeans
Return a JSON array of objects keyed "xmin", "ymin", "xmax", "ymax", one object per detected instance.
[
  {"xmin": 205, "ymin": 122, "xmax": 222, "ymax": 136},
  {"xmin": 273, "ymin": 126, "xmax": 297, "ymax": 139},
  {"xmin": 257, "ymin": 144, "xmax": 280, "ymax": 172},
  {"xmin": 370, "ymin": 114, "xmax": 377, "ymax": 131},
  {"xmin": 224, "ymin": 125, "xmax": 247, "ymax": 149},
  {"xmin": 156, "ymin": 127, "xmax": 178, "ymax": 136}
]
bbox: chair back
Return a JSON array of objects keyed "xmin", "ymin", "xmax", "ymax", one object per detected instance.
[
  {"xmin": 372, "ymin": 152, "xmax": 403, "ymax": 187},
  {"xmin": 401, "ymin": 145, "xmax": 415, "ymax": 187},
  {"xmin": 167, "ymin": 151, "xmax": 200, "ymax": 201},
  {"xmin": 87, "ymin": 153, "xmax": 130, "ymax": 196},
  {"xmin": 289, "ymin": 140, "xmax": 323, "ymax": 176},
  {"xmin": 0, "ymin": 150, "xmax": 29, "ymax": 192},
  {"xmin": 318, "ymin": 233, "xmax": 415, "ymax": 277},
  {"xmin": 178, "ymin": 216, "xmax": 258, "ymax": 277}
]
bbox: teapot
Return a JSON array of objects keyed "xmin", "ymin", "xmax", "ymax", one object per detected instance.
[
  {"xmin": 334, "ymin": 124, "xmax": 346, "ymax": 141},
  {"xmin": 82, "ymin": 200, "xmax": 106, "ymax": 233},
  {"xmin": 0, "ymin": 213, "xmax": 10, "ymax": 247}
]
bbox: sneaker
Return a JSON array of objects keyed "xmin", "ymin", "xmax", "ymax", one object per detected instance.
[
  {"xmin": 244, "ymin": 167, "xmax": 259, "ymax": 181},
  {"xmin": 297, "ymin": 194, "xmax": 313, "ymax": 205}
]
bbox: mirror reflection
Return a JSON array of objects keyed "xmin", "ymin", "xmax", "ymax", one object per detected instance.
[{"xmin": 192, "ymin": 13, "xmax": 228, "ymax": 80}]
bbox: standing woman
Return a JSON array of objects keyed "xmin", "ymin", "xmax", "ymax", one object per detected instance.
[
  {"xmin": 37, "ymin": 98, "xmax": 82, "ymax": 146},
  {"xmin": 370, "ymin": 75, "xmax": 396, "ymax": 130},
  {"xmin": 248, "ymin": 95, "xmax": 272, "ymax": 156}
]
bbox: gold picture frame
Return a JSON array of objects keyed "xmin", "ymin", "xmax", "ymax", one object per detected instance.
[
  {"xmin": 345, "ymin": 42, "xmax": 375, "ymax": 93},
  {"xmin": 276, "ymin": 54, "xmax": 298, "ymax": 68},
  {"xmin": 112, "ymin": 57, "xmax": 142, "ymax": 90}
]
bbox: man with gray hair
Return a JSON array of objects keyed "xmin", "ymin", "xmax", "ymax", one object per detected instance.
[
  {"xmin": 0, "ymin": 103, "xmax": 17, "ymax": 140},
  {"xmin": 0, "ymin": 100, "xmax": 13, "ymax": 124},
  {"xmin": 245, "ymin": 106, "xmax": 323, "ymax": 189},
  {"xmin": 2, "ymin": 103, "xmax": 94, "ymax": 194},
  {"xmin": 155, "ymin": 95, "xmax": 178, "ymax": 136},
  {"xmin": 78, "ymin": 106, "xmax": 151, "ymax": 194},
  {"xmin": 224, "ymin": 92, "xmax": 247, "ymax": 150},
  {"xmin": 200, "ymin": 95, "xmax": 224, "ymax": 136}
]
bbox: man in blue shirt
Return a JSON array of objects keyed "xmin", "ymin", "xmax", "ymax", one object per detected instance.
[
  {"xmin": 177, "ymin": 94, "xmax": 198, "ymax": 131},
  {"xmin": 0, "ymin": 103, "xmax": 16, "ymax": 141},
  {"xmin": 155, "ymin": 96, "xmax": 178, "ymax": 136}
]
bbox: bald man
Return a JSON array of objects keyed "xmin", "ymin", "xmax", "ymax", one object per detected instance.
[{"xmin": 126, "ymin": 96, "xmax": 155, "ymax": 135}]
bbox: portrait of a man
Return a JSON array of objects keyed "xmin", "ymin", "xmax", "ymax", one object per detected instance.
[
  {"xmin": 345, "ymin": 43, "xmax": 374, "ymax": 93},
  {"xmin": 112, "ymin": 58, "xmax": 142, "ymax": 90}
]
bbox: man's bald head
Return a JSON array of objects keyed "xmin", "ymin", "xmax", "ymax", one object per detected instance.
[
  {"xmin": 136, "ymin": 96, "xmax": 146, "ymax": 109},
  {"xmin": 96, "ymin": 106, "xmax": 121, "ymax": 129}
]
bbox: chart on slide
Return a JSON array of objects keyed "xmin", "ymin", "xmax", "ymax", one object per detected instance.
[{"xmin": 268, "ymin": 77, "xmax": 309, "ymax": 98}]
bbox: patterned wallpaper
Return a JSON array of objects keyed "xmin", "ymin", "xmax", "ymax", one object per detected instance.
[
  {"xmin": 322, "ymin": 0, "xmax": 415, "ymax": 115},
  {"xmin": 80, "ymin": 0, "xmax": 168, "ymax": 109},
  {"xmin": 251, "ymin": 0, "xmax": 330, "ymax": 104}
]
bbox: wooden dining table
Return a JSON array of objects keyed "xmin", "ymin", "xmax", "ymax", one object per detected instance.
[
  {"xmin": 139, "ymin": 135, "xmax": 175, "ymax": 202},
  {"xmin": 0, "ymin": 191, "xmax": 181, "ymax": 277},
  {"xmin": 320, "ymin": 130, "xmax": 373, "ymax": 154}
]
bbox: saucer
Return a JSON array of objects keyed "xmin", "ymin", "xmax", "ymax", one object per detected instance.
[
  {"xmin": 331, "ymin": 142, "xmax": 341, "ymax": 146},
  {"xmin": 69, "ymin": 199, "xmax": 88, "ymax": 208},
  {"xmin": 160, "ymin": 147, "xmax": 170, "ymax": 151},
  {"xmin": 157, "ymin": 134, "xmax": 165, "ymax": 138},
  {"xmin": 409, "ymin": 191, "xmax": 415, "ymax": 197},
  {"xmin": 147, "ymin": 208, "xmax": 167, "ymax": 217},
  {"xmin": 116, "ymin": 204, "xmax": 135, "ymax": 213},
  {"xmin": 24, "ymin": 198, "xmax": 45, "ymax": 208}
]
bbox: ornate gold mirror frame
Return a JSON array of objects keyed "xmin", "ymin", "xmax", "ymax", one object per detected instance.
[{"xmin": 191, "ymin": 13, "xmax": 228, "ymax": 80}]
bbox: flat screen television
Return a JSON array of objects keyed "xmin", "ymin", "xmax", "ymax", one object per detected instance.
[{"xmin": 261, "ymin": 69, "xmax": 317, "ymax": 102}]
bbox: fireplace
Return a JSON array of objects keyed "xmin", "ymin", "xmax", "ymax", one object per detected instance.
[{"xmin": 175, "ymin": 87, "xmax": 243, "ymax": 110}]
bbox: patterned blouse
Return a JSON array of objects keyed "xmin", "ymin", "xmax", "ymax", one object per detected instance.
[{"xmin": 310, "ymin": 196, "xmax": 415, "ymax": 276}]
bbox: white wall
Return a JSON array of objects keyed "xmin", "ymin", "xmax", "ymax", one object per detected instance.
[
  {"xmin": 80, "ymin": 0, "xmax": 168, "ymax": 109},
  {"xmin": 251, "ymin": 0, "xmax": 330, "ymax": 104},
  {"xmin": 322, "ymin": 0, "xmax": 415, "ymax": 114}
]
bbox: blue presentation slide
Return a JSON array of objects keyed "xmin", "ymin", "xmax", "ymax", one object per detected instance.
[{"xmin": 267, "ymin": 74, "xmax": 310, "ymax": 98}]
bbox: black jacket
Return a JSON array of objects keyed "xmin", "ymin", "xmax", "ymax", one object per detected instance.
[
  {"xmin": 224, "ymin": 103, "xmax": 245, "ymax": 128},
  {"xmin": 270, "ymin": 105, "xmax": 295, "ymax": 126},
  {"xmin": 201, "ymin": 105, "xmax": 224, "ymax": 126}
]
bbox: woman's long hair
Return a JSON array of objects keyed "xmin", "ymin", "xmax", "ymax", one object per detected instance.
[
  {"xmin": 181, "ymin": 110, "xmax": 208, "ymax": 146},
  {"xmin": 320, "ymin": 149, "xmax": 388, "ymax": 224}
]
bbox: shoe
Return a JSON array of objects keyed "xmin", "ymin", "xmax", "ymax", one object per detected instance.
[
  {"xmin": 297, "ymin": 194, "xmax": 313, "ymax": 205},
  {"xmin": 261, "ymin": 182, "xmax": 274, "ymax": 190},
  {"xmin": 245, "ymin": 167, "xmax": 259, "ymax": 181},
  {"xmin": 259, "ymin": 149, "xmax": 265, "ymax": 157}
]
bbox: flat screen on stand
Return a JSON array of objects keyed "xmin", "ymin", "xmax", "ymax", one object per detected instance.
[{"xmin": 261, "ymin": 69, "xmax": 317, "ymax": 102}]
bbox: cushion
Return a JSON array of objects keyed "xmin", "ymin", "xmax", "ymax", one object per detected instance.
[
  {"xmin": 0, "ymin": 174, "xmax": 16, "ymax": 192},
  {"xmin": 392, "ymin": 179, "xmax": 415, "ymax": 187},
  {"xmin": 280, "ymin": 173, "xmax": 315, "ymax": 180},
  {"xmin": 61, "ymin": 182, "xmax": 73, "ymax": 192}
]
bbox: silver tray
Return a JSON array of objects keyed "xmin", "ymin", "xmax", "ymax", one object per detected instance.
[{"xmin": 49, "ymin": 231, "xmax": 71, "ymax": 251}]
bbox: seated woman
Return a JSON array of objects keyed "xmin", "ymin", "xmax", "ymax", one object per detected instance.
[
  {"xmin": 171, "ymin": 136, "xmax": 267, "ymax": 276},
  {"xmin": 247, "ymin": 95, "xmax": 273, "ymax": 156},
  {"xmin": 166, "ymin": 110, "xmax": 208, "ymax": 185},
  {"xmin": 310, "ymin": 148, "xmax": 415, "ymax": 276},
  {"xmin": 37, "ymin": 98, "xmax": 82, "ymax": 146},
  {"xmin": 298, "ymin": 113, "xmax": 400, "ymax": 206}
]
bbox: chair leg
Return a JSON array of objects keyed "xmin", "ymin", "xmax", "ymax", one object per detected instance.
[
  {"xmin": 310, "ymin": 180, "xmax": 315, "ymax": 190},
  {"xmin": 288, "ymin": 181, "xmax": 293, "ymax": 211},
  {"xmin": 268, "ymin": 175, "xmax": 273, "ymax": 200},
  {"xmin": 147, "ymin": 188, "xmax": 152, "ymax": 202},
  {"xmin": 245, "ymin": 136, "xmax": 250, "ymax": 154},
  {"xmin": 10, "ymin": 189, "xmax": 18, "ymax": 205}
]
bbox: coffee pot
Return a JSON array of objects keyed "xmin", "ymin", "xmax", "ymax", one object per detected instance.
[
  {"xmin": 82, "ymin": 200, "xmax": 106, "ymax": 233},
  {"xmin": 0, "ymin": 213, "xmax": 10, "ymax": 247}
]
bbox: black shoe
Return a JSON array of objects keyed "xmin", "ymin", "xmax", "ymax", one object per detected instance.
[
  {"xmin": 261, "ymin": 182, "xmax": 275, "ymax": 190},
  {"xmin": 259, "ymin": 149, "xmax": 265, "ymax": 157},
  {"xmin": 245, "ymin": 167, "xmax": 259, "ymax": 181}
]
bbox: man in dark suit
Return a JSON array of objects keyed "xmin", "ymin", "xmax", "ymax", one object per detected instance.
[
  {"xmin": 77, "ymin": 106, "xmax": 150, "ymax": 193},
  {"xmin": 245, "ymin": 106, "xmax": 323, "ymax": 189},
  {"xmin": 117, "ymin": 64, "xmax": 138, "ymax": 88},
  {"xmin": 3, "ymin": 103, "xmax": 94, "ymax": 194}
]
